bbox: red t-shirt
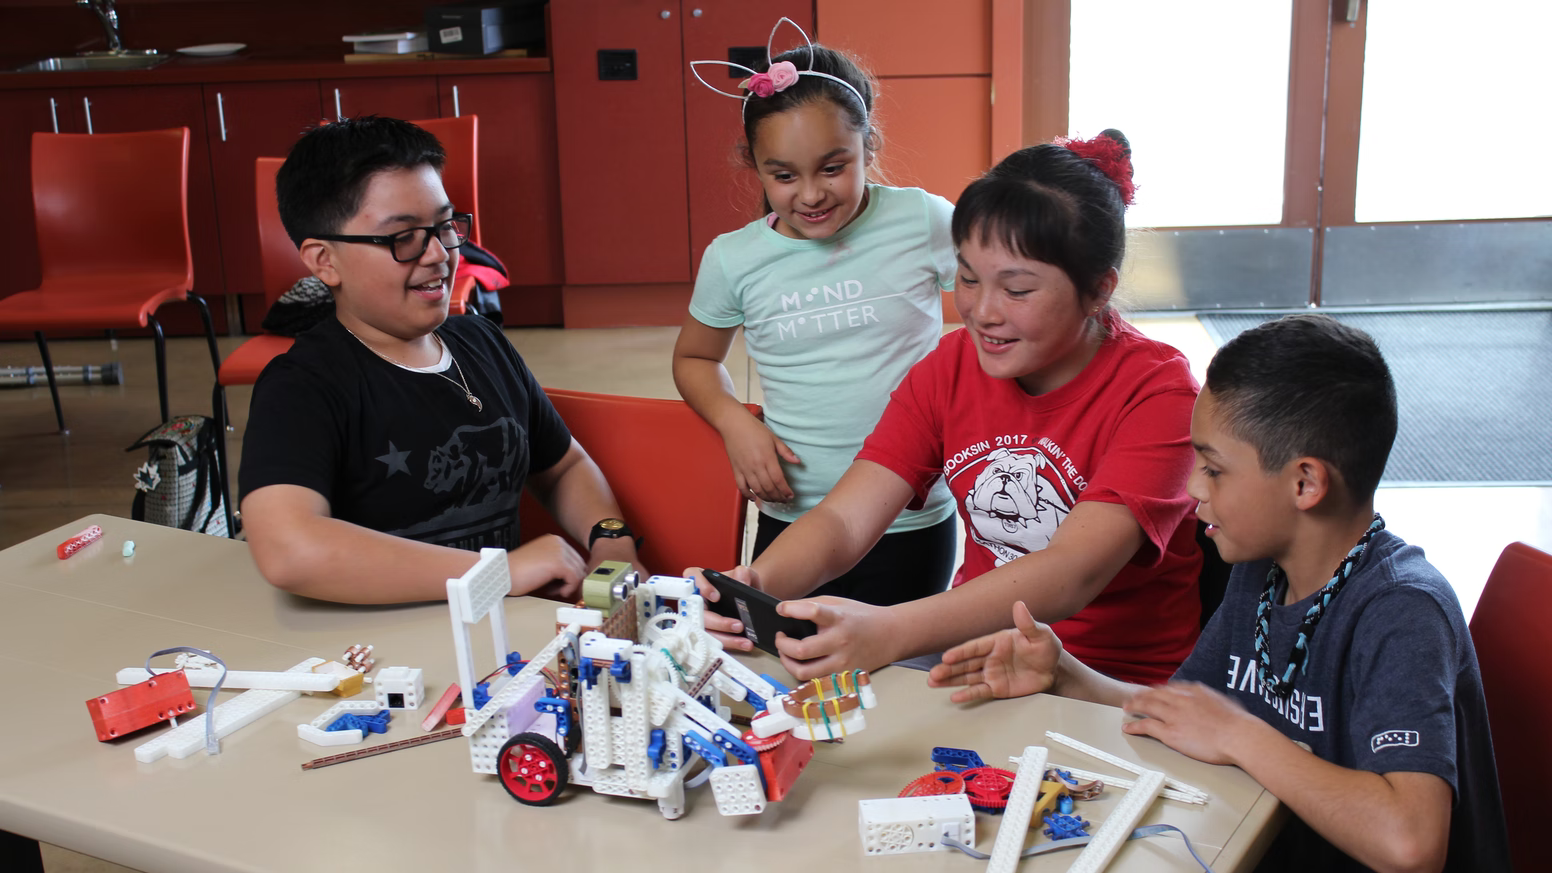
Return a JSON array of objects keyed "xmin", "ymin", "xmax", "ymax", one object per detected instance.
[{"xmin": 857, "ymin": 318, "xmax": 1202, "ymax": 683}]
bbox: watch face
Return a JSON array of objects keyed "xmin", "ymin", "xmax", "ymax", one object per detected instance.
[{"xmin": 598, "ymin": 518, "xmax": 626, "ymax": 532}]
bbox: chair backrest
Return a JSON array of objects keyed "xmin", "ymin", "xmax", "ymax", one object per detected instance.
[
  {"xmin": 1468, "ymin": 541, "xmax": 1552, "ymax": 871},
  {"xmin": 32, "ymin": 128, "xmax": 191, "ymax": 286},
  {"xmin": 255, "ymin": 156, "xmax": 307, "ymax": 307},
  {"xmin": 518, "ymin": 389, "xmax": 759, "ymax": 577},
  {"xmin": 410, "ymin": 115, "xmax": 480, "ymax": 245}
]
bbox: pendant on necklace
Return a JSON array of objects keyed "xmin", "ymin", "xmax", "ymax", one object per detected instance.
[{"xmin": 468, "ymin": 394, "xmax": 483, "ymax": 412}]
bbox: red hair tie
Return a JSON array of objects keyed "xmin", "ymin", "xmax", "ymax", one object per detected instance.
[{"xmin": 1057, "ymin": 132, "xmax": 1136, "ymax": 207}]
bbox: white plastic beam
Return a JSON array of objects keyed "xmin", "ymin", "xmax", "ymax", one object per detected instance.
[
  {"xmin": 1066, "ymin": 767, "xmax": 1165, "ymax": 873},
  {"xmin": 135, "ymin": 658, "xmax": 324, "ymax": 762},
  {"xmin": 987, "ymin": 745, "xmax": 1049, "ymax": 873},
  {"xmin": 117, "ymin": 667, "xmax": 339, "ymax": 692}
]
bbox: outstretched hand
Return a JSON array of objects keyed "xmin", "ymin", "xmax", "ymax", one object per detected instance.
[{"xmin": 928, "ymin": 601, "xmax": 1060, "ymax": 703}]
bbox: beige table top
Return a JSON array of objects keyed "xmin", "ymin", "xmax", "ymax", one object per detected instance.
[{"xmin": 0, "ymin": 516, "xmax": 1281, "ymax": 873}]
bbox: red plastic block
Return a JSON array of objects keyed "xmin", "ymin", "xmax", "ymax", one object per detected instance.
[
  {"xmin": 87, "ymin": 671, "xmax": 197, "ymax": 741},
  {"xmin": 749, "ymin": 731, "xmax": 814, "ymax": 803},
  {"xmin": 445, "ymin": 706, "xmax": 467, "ymax": 726}
]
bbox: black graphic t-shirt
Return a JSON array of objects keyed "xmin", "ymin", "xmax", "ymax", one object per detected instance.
[
  {"xmin": 1176, "ymin": 530, "xmax": 1509, "ymax": 871},
  {"xmin": 239, "ymin": 315, "xmax": 571, "ymax": 551}
]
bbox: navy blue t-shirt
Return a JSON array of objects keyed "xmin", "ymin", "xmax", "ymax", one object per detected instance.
[
  {"xmin": 1176, "ymin": 530, "xmax": 1508, "ymax": 872},
  {"xmin": 239, "ymin": 315, "xmax": 571, "ymax": 551}
]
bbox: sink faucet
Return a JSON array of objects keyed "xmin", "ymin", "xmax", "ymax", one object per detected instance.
[{"xmin": 78, "ymin": 0, "xmax": 124, "ymax": 54}]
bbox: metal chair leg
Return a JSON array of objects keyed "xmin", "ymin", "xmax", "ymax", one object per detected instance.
[
  {"xmin": 212, "ymin": 381, "xmax": 236, "ymax": 537},
  {"xmin": 188, "ymin": 292, "xmax": 231, "ymax": 427},
  {"xmin": 33, "ymin": 331, "xmax": 66, "ymax": 433},
  {"xmin": 149, "ymin": 315, "xmax": 169, "ymax": 423}
]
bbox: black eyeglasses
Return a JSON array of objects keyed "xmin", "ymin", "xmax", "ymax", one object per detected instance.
[{"xmin": 312, "ymin": 213, "xmax": 473, "ymax": 263}]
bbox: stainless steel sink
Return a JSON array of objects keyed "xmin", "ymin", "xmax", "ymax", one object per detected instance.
[{"xmin": 15, "ymin": 51, "xmax": 169, "ymax": 73}]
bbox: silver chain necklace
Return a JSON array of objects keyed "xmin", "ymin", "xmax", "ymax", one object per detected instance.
[{"xmin": 343, "ymin": 326, "xmax": 483, "ymax": 412}]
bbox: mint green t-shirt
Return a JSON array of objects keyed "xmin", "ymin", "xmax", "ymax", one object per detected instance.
[{"xmin": 689, "ymin": 184, "xmax": 956, "ymax": 532}]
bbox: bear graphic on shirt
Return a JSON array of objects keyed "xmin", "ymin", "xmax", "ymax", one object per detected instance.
[{"xmin": 965, "ymin": 448, "xmax": 1074, "ymax": 565}]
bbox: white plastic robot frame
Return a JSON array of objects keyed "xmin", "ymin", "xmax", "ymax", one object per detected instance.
[{"xmin": 446, "ymin": 551, "xmax": 878, "ymax": 818}]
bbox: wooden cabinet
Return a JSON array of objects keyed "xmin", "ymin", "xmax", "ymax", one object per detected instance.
[
  {"xmin": 322, "ymin": 77, "xmax": 440, "ymax": 122},
  {"xmin": 437, "ymin": 74, "xmax": 564, "ymax": 289},
  {"xmin": 551, "ymin": 0, "xmax": 693, "ymax": 285},
  {"xmin": 203, "ymin": 80, "xmax": 325, "ymax": 330},
  {"xmin": 0, "ymin": 89, "xmax": 72, "ymax": 306}
]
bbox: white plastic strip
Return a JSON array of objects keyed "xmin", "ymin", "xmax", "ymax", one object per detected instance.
[
  {"xmin": 135, "ymin": 658, "xmax": 324, "ymax": 762},
  {"xmin": 117, "ymin": 667, "xmax": 339, "ymax": 692},
  {"xmin": 1008, "ymin": 758, "xmax": 1208, "ymax": 805},
  {"xmin": 1066, "ymin": 768, "xmax": 1165, "ymax": 873},
  {"xmin": 1045, "ymin": 731, "xmax": 1209, "ymax": 802},
  {"xmin": 988, "ymin": 745, "xmax": 1050, "ymax": 873}
]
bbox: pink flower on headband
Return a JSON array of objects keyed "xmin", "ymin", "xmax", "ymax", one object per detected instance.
[
  {"xmin": 767, "ymin": 61, "xmax": 799, "ymax": 91},
  {"xmin": 743, "ymin": 73, "xmax": 776, "ymax": 98},
  {"xmin": 739, "ymin": 61, "xmax": 800, "ymax": 99}
]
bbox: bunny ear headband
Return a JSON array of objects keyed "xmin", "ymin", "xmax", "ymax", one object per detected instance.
[{"xmin": 690, "ymin": 17, "xmax": 868, "ymax": 121}]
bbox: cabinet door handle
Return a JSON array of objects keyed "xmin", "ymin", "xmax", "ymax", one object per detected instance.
[
  {"xmin": 452, "ymin": 84, "xmax": 460, "ymax": 118},
  {"xmin": 217, "ymin": 91, "xmax": 227, "ymax": 142},
  {"xmin": 661, "ymin": 9, "xmax": 671, "ymax": 19},
  {"xmin": 692, "ymin": 7, "xmax": 702, "ymax": 16},
  {"xmin": 49, "ymin": 97, "xmax": 59, "ymax": 133},
  {"xmin": 334, "ymin": 87, "xmax": 343, "ymax": 121},
  {"xmin": 83, "ymin": 97, "xmax": 94, "ymax": 134}
]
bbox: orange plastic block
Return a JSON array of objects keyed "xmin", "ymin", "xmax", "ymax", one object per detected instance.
[
  {"xmin": 753, "ymin": 732, "xmax": 814, "ymax": 803},
  {"xmin": 87, "ymin": 671, "xmax": 197, "ymax": 741}
]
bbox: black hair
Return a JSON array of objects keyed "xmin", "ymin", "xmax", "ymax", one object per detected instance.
[
  {"xmin": 740, "ymin": 44, "xmax": 879, "ymax": 212},
  {"xmin": 950, "ymin": 129, "xmax": 1133, "ymax": 304},
  {"xmin": 276, "ymin": 116, "xmax": 446, "ymax": 248},
  {"xmin": 1206, "ymin": 314, "xmax": 1397, "ymax": 500}
]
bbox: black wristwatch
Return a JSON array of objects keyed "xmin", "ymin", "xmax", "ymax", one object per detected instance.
[{"xmin": 588, "ymin": 517, "xmax": 636, "ymax": 549}]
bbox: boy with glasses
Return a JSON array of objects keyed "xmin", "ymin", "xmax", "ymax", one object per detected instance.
[{"xmin": 239, "ymin": 116, "xmax": 639, "ymax": 603}]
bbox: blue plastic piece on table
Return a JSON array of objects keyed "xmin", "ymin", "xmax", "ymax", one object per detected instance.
[
  {"xmin": 932, "ymin": 746, "xmax": 985, "ymax": 772},
  {"xmin": 472, "ymin": 682, "xmax": 490, "ymax": 709},
  {"xmin": 1042, "ymin": 813, "xmax": 1092, "ymax": 840},
  {"xmin": 327, "ymin": 710, "xmax": 391, "ymax": 734},
  {"xmin": 1059, "ymin": 794, "xmax": 1074, "ymax": 815}
]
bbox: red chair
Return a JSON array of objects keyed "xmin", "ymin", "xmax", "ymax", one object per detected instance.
[
  {"xmin": 0, "ymin": 128, "xmax": 220, "ymax": 431},
  {"xmin": 519, "ymin": 389, "xmax": 760, "ymax": 576},
  {"xmin": 1469, "ymin": 541, "xmax": 1552, "ymax": 871},
  {"xmin": 412, "ymin": 115, "xmax": 481, "ymax": 245}
]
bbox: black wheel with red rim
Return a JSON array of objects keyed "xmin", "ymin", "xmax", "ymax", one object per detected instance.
[{"xmin": 497, "ymin": 732, "xmax": 569, "ymax": 806}]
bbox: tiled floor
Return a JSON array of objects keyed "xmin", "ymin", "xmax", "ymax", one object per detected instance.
[{"xmin": 3, "ymin": 314, "xmax": 1549, "ymax": 871}]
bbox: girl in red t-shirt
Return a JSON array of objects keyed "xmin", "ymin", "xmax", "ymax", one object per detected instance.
[{"xmin": 697, "ymin": 130, "xmax": 1203, "ymax": 684}]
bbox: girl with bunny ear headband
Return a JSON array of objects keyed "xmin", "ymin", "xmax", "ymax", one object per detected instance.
[{"xmin": 674, "ymin": 18, "xmax": 961, "ymax": 631}]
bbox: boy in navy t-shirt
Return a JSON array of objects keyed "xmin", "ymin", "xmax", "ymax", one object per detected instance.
[{"xmin": 930, "ymin": 314, "xmax": 1508, "ymax": 871}]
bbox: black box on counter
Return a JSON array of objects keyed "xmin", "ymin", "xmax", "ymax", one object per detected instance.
[{"xmin": 426, "ymin": 1, "xmax": 544, "ymax": 55}]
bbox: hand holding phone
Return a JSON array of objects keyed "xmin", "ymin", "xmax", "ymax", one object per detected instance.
[{"xmin": 699, "ymin": 568, "xmax": 817, "ymax": 656}]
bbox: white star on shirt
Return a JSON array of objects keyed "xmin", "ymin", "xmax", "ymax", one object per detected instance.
[{"xmin": 376, "ymin": 442, "xmax": 411, "ymax": 477}]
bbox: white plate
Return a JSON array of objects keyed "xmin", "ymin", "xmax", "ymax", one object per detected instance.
[{"xmin": 177, "ymin": 43, "xmax": 246, "ymax": 57}]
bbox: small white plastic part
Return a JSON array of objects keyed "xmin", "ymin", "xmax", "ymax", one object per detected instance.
[
  {"xmin": 555, "ymin": 606, "xmax": 605, "ymax": 628},
  {"xmin": 374, "ymin": 666, "xmax": 424, "ymax": 710},
  {"xmin": 1016, "ymin": 759, "xmax": 1207, "ymax": 805},
  {"xmin": 988, "ymin": 745, "xmax": 1049, "ymax": 873},
  {"xmin": 1045, "ymin": 731, "xmax": 1209, "ymax": 802},
  {"xmin": 297, "ymin": 699, "xmax": 384, "ymax": 747},
  {"xmin": 1066, "ymin": 767, "xmax": 1166, "ymax": 873},
  {"xmin": 858, "ymin": 794, "xmax": 975, "ymax": 855},
  {"xmin": 135, "ymin": 658, "xmax": 325, "ymax": 762},
  {"xmin": 117, "ymin": 667, "xmax": 340, "ymax": 693},
  {"xmin": 708, "ymin": 764, "xmax": 766, "ymax": 815},
  {"xmin": 121, "ymin": 540, "xmax": 135, "ymax": 557}
]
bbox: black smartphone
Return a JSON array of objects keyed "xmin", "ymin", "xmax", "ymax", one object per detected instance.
[{"xmin": 699, "ymin": 568, "xmax": 817, "ymax": 656}]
